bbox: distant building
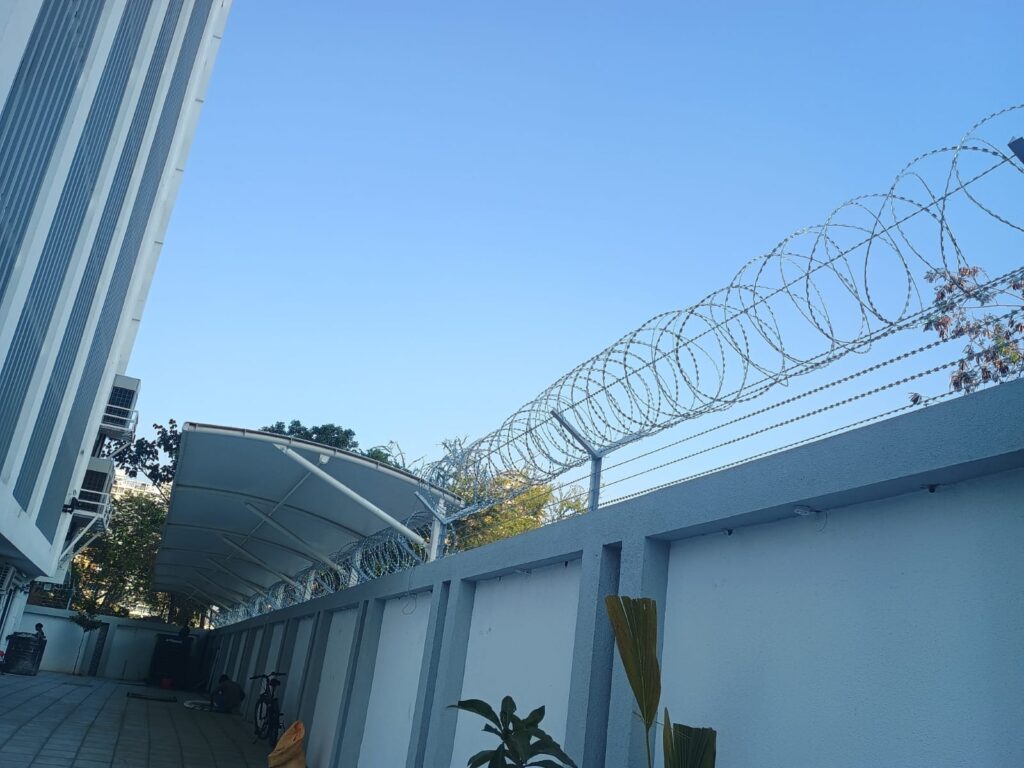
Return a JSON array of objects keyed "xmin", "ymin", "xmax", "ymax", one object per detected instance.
[
  {"xmin": 0, "ymin": 0, "xmax": 231, "ymax": 638},
  {"xmin": 112, "ymin": 469, "xmax": 164, "ymax": 500}
]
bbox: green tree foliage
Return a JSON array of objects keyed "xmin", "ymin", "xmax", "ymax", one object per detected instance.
[
  {"xmin": 922, "ymin": 266, "xmax": 1024, "ymax": 394},
  {"xmin": 450, "ymin": 471, "xmax": 585, "ymax": 551},
  {"xmin": 73, "ymin": 491, "xmax": 167, "ymax": 617},
  {"xmin": 107, "ymin": 419, "xmax": 181, "ymax": 499},
  {"xmin": 261, "ymin": 419, "xmax": 405, "ymax": 468},
  {"xmin": 261, "ymin": 420, "xmax": 358, "ymax": 450}
]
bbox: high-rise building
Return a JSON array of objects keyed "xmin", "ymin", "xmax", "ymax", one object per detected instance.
[{"xmin": 0, "ymin": 0, "xmax": 231, "ymax": 636}]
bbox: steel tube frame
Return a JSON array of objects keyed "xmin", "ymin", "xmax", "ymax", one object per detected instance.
[
  {"xmin": 551, "ymin": 410, "xmax": 605, "ymax": 515},
  {"xmin": 219, "ymin": 534, "xmax": 302, "ymax": 589},
  {"xmin": 193, "ymin": 570, "xmax": 250, "ymax": 603},
  {"xmin": 185, "ymin": 583, "xmax": 228, "ymax": 609},
  {"xmin": 205, "ymin": 557, "xmax": 271, "ymax": 596},
  {"xmin": 241, "ymin": 500, "xmax": 348, "ymax": 578},
  {"xmin": 415, "ymin": 491, "xmax": 446, "ymax": 562},
  {"xmin": 275, "ymin": 445, "xmax": 427, "ymax": 547}
]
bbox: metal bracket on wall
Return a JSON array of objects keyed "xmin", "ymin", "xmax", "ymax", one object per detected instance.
[
  {"xmin": 550, "ymin": 410, "xmax": 606, "ymax": 515},
  {"xmin": 1010, "ymin": 137, "xmax": 1024, "ymax": 164},
  {"xmin": 414, "ymin": 491, "xmax": 446, "ymax": 562}
]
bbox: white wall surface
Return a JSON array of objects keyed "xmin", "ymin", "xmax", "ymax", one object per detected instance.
[
  {"xmin": 282, "ymin": 616, "xmax": 314, "ymax": 724},
  {"xmin": 451, "ymin": 560, "xmax": 582, "ymax": 767},
  {"xmin": 659, "ymin": 468, "xmax": 1024, "ymax": 768},
  {"xmin": 240, "ymin": 626, "xmax": 265, "ymax": 718},
  {"xmin": 227, "ymin": 632, "xmax": 244, "ymax": 680},
  {"xmin": 307, "ymin": 608, "xmax": 359, "ymax": 768},
  {"xmin": 20, "ymin": 607, "xmax": 205, "ymax": 681},
  {"xmin": 105, "ymin": 626, "xmax": 152, "ymax": 680},
  {"xmin": 357, "ymin": 592, "xmax": 433, "ymax": 768},
  {"xmin": 266, "ymin": 622, "xmax": 285, "ymax": 671},
  {"xmin": 17, "ymin": 611, "xmax": 85, "ymax": 674}
]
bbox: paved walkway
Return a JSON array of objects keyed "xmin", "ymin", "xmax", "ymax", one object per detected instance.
[{"xmin": 0, "ymin": 672, "xmax": 270, "ymax": 768}]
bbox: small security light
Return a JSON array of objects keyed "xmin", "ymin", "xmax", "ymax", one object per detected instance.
[
  {"xmin": 793, "ymin": 505, "xmax": 816, "ymax": 516},
  {"xmin": 1010, "ymin": 137, "xmax": 1024, "ymax": 164}
]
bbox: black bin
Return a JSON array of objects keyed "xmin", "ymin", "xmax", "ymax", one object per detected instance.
[
  {"xmin": 148, "ymin": 634, "xmax": 193, "ymax": 688},
  {"xmin": 3, "ymin": 632, "xmax": 46, "ymax": 675}
]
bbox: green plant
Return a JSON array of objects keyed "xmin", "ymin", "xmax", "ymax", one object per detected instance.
[
  {"xmin": 605, "ymin": 595, "xmax": 716, "ymax": 768},
  {"xmin": 69, "ymin": 611, "xmax": 103, "ymax": 632},
  {"xmin": 450, "ymin": 695, "xmax": 577, "ymax": 767}
]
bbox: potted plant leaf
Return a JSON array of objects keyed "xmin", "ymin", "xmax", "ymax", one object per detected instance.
[
  {"xmin": 605, "ymin": 595, "xmax": 716, "ymax": 768},
  {"xmin": 450, "ymin": 695, "xmax": 577, "ymax": 767}
]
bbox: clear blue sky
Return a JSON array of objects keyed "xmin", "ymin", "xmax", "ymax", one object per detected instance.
[{"xmin": 132, "ymin": 1, "xmax": 1022, "ymax": 475}]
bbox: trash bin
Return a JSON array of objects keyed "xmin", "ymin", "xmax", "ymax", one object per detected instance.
[{"xmin": 3, "ymin": 632, "xmax": 46, "ymax": 675}]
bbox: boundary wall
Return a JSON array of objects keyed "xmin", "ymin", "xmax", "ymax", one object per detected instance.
[
  {"xmin": 17, "ymin": 604, "xmax": 206, "ymax": 681},
  {"xmin": 207, "ymin": 380, "xmax": 1024, "ymax": 768}
]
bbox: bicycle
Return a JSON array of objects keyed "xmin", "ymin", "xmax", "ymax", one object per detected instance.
[{"xmin": 250, "ymin": 671, "xmax": 286, "ymax": 746}]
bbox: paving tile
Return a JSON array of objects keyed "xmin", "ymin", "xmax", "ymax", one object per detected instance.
[{"xmin": 0, "ymin": 672, "xmax": 270, "ymax": 768}]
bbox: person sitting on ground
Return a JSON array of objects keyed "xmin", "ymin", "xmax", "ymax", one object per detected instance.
[{"xmin": 210, "ymin": 674, "xmax": 245, "ymax": 713}]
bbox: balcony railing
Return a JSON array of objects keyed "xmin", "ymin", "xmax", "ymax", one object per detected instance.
[
  {"xmin": 98, "ymin": 404, "xmax": 138, "ymax": 442},
  {"xmin": 72, "ymin": 489, "xmax": 112, "ymax": 530}
]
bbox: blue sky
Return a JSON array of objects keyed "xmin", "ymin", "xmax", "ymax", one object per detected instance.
[{"xmin": 132, "ymin": 1, "xmax": 1022, "ymax": 486}]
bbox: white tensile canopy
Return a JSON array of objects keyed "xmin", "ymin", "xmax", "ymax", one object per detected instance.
[{"xmin": 151, "ymin": 423, "xmax": 458, "ymax": 608}]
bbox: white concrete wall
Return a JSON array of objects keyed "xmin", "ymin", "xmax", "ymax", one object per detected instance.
[
  {"xmin": 659, "ymin": 468, "xmax": 1024, "ymax": 768},
  {"xmin": 266, "ymin": 621, "xmax": 285, "ymax": 671},
  {"xmin": 357, "ymin": 593, "xmax": 433, "ymax": 768},
  {"xmin": 16, "ymin": 610, "xmax": 87, "ymax": 674},
  {"xmin": 19, "ymin": 606, "xmax": 206, "ymax": 681},
  {"xmin": 282, "ymin": 616, "xmax": 315, "ymax": 724},
  {"xmin": 104, "ymin": 624, "xmax": 155, "ymax": 680},
  {"xmin": 307, "ymin": 608, "xmax": 359, "ymax": 768},
  {"xmin": 182, "ymin": 384, "xmax": 1024, "ymax": 767},
  {"xmin": 451, "ymin": 561, "xmax": 582, "ymax": 767},
  {"xmin": 240, "ymin": 626, "xmax": 265, "ymax": 718}
]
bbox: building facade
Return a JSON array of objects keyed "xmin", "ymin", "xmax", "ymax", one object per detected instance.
[{"xmin": 0, "ymin": 0, "xmax": 231, "ymax": 636}]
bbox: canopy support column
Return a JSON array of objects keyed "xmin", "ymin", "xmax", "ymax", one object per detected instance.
[
  {"xmin": 205, "ymin": 557, "xmax": 271, "ymax": 596},
  {"xmin": 194, "ymin": 571, "xmax": 250, "ymax": 603},
  {"xmin": 241, "ymin": 500, "xmax": 348, "ymax": 578},
  {"xmin": 275, "ymin": 445, "xmax": 427, "ymax": 547},
  {"xmin": 185, "ymin": 583, "xmax": 228, "ymax": 609},
  {"xmin": 219, "ymin": 534, "xmax": 302, "ymax": 589}
]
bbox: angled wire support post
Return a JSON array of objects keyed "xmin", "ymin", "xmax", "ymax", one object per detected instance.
[
  {"xmin": 210, "ymin": 106, "xmax": 1024, "ymax": 627},
  {"xmin": 421, "ymin": 105, "xmax": 1024, "ymax": 519}
]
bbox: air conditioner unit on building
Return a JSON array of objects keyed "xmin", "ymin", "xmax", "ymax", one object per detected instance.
[
  {"xmin": 0, "ymin": 564, "xmax": 15, "ymax": 593},
  {"xmin": 98, "ymin": 374, "xmax": 140, "ymax": 442},
  {"xmin": 74, "ymin": 456, "xmax": 115, "ymax": 530},
  {"xmin": 51, "ymin": 456, "xmax": 117, "ymax": 573}
]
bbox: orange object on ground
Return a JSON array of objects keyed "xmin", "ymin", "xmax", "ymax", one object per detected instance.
[{"xmin": 268, "ymin": 720, "xmax": 306, "ymax": 768}]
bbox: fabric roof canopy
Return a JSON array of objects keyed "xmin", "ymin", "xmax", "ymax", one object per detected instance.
[{"xmin": 152, "ymin": 423, "xmax": 459, "ymax": 608}]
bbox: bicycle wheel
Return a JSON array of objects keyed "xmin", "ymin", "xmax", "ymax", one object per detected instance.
[
  {"xmin": 253, "ymin": 695, "xmax": 270, "ymax": 739},
  {"xmin": 266, "ymin": 699, "xmax": 281, "ymax": 746}
]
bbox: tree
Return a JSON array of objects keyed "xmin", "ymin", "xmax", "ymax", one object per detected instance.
[
  {"xmin": 107, "ymin": 419, "xmax": 181, "ymax": 500},
  {"xmin": 922, "ymin": 267, "xmax": 1024, "ymax": 394},
  {"xmin": 437, "ymin": 439, "xmax": 587, "ymax": 552},
  {"xmin": 72, "ymin": 490, "xmax": 167, "ymax": 616},
  {"xmin": 261, "ymin": 420, "xmax": 358, "ymax": 450},
  {"xmin": 98, "ymin": 422, "xmax": 206, "ymax": 624},
  {"xmin": 261, "ymin": 419, "xmax": 404, "ymax": 467}
]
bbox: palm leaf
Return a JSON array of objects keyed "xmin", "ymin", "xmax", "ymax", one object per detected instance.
[
  {"xmin": 666, "ymin": 718, "xmax": 716, "ymax": 768},
  {"xmin": 664, "ymin": 709, "xmax": 678, "ymax": 768},
  {"xmin": 605, "ymin": 595, "xmax": 661, "ymax": 732}
]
